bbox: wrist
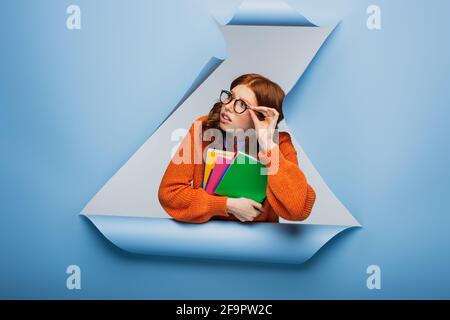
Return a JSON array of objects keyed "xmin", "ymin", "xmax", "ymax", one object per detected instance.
[
  {"xmin": 259, "ymin": 138, "xmax": 274, "ymax": 152},
  {"xmin": 226, "ymin": 197, "xmax": 238, "ymax": 213},
  {"xmin": 259, "ymin": 140, "xmax": 276, "ymax": 154}
]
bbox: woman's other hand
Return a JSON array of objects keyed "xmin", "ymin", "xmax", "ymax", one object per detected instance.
[{"xmin": 226, "ymin": 197, "xmax": 264, "ymax": 222}]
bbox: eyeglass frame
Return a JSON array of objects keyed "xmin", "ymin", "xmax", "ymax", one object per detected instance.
[{"xmin": 219, "ymin": 89, "xmax": 250, "ymax": 114}]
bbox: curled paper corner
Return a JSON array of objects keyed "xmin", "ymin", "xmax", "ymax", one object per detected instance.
[
  {"xmin": 178, "ymin": 56, "xmax": 225, "ymax": 108},
  {"xmin": 210, "ymin": 0, "xmax": 342, "ymax": 30},
  {"xmin": 207, "ymin": 0, "xmax": 243, "ymax": 26},
  {"xmin": 155, "ymin": 56, "xmax": 225, "ymax": 133},
  {"xmin": 82, "ymin": 214, "xmax": 357, "ymax": 264},
  {"xmin": 210, "ymin": 0, "xmax": 316, "ymax": 27},
  {"xmin": 80, "ymin": 0, "xmax": 360, "ymax": 265},
  {"xmin": 227, "ymin": 0, "xmax": 316, "ymax": 27}
]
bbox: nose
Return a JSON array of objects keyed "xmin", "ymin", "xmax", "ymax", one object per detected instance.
[{"xmin": 224, "ymin": 99, "xmax": 235, "ymax": 113}]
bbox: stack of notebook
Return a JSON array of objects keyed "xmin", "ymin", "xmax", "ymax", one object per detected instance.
[{"xmin": 201, "ymin": 148, "xmax": 268, "ymax": 203}]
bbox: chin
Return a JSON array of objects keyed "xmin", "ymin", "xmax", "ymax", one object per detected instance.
[{"xmin": 219, "ymin": 122, "xmax": 230, "ymax": 131}]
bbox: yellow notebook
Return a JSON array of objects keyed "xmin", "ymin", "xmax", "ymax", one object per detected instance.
[{"xmin": 202, "ymin": 149, "xmax": 235, "ymax": 188}]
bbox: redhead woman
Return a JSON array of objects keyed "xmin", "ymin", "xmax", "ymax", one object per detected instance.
[{"xmin": 158, "ymin": 73, "xmax": 316, "ymax": 223}]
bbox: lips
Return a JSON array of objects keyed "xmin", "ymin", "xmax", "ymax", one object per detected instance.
[{"xmin": 220, "ymin": 112, "xmax": 232, "ymax": 124}]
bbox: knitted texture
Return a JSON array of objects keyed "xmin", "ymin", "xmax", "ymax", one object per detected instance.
[{"xmin": 158, "ymin": 115, "xmax": 316, "ymax": 223}]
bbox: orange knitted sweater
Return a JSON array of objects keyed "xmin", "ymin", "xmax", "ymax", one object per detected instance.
[{"xmin": 158, "ymin": 115, "xmax": 316, "ymax": 223}]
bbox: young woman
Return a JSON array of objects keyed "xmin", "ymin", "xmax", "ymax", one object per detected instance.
[{"xmin": 158, "ymin": 73, "xmax": 316, "ymax": 223}]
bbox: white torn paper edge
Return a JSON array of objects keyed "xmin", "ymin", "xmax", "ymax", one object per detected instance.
[{"xmin": 81, "ymin": 0, "xmax": 360, "ymax": 264}]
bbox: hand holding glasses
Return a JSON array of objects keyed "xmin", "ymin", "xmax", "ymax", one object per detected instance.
[
  {"xmin": 220, "ymin": 89, "xmax": 281, "ymax": 153},
  {"xmin": 219, "ymin": 90, "xmax": 265, "ymax": 120}
]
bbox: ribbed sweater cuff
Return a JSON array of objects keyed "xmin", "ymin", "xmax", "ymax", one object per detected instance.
[
  {"xmin": 304, "ymin": 185, "xmax": 316, "ymax": 214},
  {"xmin": 207, "ymin": 195, "xmax": 229, "ymax": 217}
]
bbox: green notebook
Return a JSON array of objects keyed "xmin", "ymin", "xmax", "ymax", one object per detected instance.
[{"xmin": 214, "ymin": 151, "xmax": 268, "ymax": 203}]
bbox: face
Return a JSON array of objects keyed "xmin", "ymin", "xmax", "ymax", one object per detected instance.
[{"xmin": 219, "ymin": 84, "xmax": 258, "ymax": 131}]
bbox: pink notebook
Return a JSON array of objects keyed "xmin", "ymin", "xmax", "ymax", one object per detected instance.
[{"xmin": 205, "ymin": 155, "xmax": 233, "ymax": 195}]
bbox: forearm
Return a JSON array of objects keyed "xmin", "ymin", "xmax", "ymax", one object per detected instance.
[{"xmin": 159, "ymin": 182, "xmax": 229, "ymax": 223}]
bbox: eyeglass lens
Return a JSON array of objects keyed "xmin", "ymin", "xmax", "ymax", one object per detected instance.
[{"xmin": 220, "ymin": 90, "xmax": 247, "ymax": 114}]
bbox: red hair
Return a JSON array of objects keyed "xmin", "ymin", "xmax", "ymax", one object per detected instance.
[{"xmin": 204, "ymin": 73, "xmax": 285, "ymax": 130}]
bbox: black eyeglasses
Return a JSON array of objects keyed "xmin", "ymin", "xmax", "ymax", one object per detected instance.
[{"xmin": 219, "ymin": 90, "xmax": 249, "ymax": 114}]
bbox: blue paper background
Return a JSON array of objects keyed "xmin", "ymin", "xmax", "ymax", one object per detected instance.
[{"xmin": 1, "ymin": 0, "xmax": 449, "ymax": 298}]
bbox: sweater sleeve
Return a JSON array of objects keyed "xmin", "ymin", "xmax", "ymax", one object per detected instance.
[
  {"xmin": 158, "ymin": 119, "xmax": 230, "ymax": 223},
  {"xmin": 258, "ymin": 133, "xmax": 316, "ymax": 221}
]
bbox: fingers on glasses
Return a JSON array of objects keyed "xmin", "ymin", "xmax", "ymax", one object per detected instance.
[{"xmin": 250, "ymin": 105, "xmax": 278, "ymax": 118}]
